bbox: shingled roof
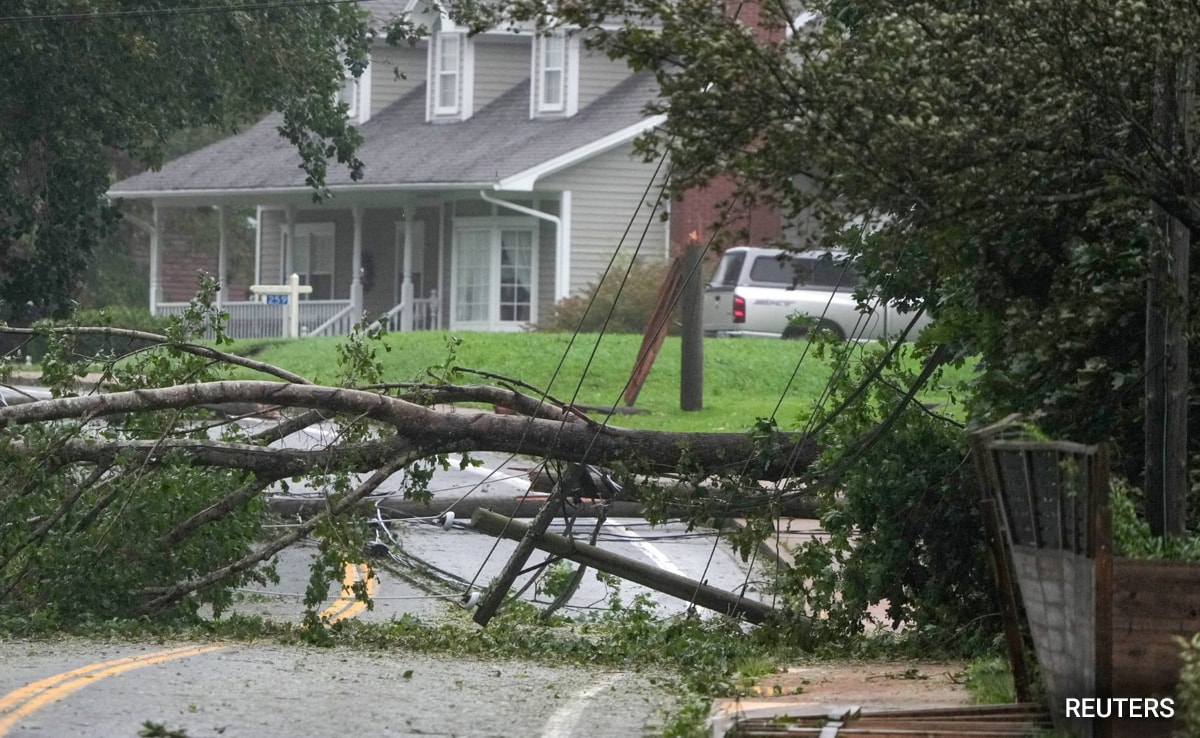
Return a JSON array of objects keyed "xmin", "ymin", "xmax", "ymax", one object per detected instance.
[{"xmin": 110, "ymin": 72, "xmax": 662, "ymax": 202}]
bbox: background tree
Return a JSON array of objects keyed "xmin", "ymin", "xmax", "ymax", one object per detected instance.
[
  {"xmin": 0, "ymin": 0, "xmax": 372, "ymax": 324},
  {"xmin": 464, "ymin": 0, "xmax": 1200, "ymax": 530}
]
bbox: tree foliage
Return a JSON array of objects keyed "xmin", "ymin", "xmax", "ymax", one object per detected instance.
[
  {"xmin": 0, "ymin": 0, "xmax": 373, "ymax": 323},
  {"xmin": 781, "ymin": 342, "xmax": 994, "ymax": 651},
  {"xmin": 462, "ymin": 0, "xmax": 1200, "ymax": 481},
  {"xmin": 440, "ymin": 0, "xmax": 1200, "ymax": 633},
  {"xmin": 0, "ymin": 286, "xmax": 821, "ymax": 625}
]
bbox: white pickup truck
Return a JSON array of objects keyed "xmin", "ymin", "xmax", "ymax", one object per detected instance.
[{"xmin": 702, "ymin": 247, "xmax": 930, "ymax": 340}]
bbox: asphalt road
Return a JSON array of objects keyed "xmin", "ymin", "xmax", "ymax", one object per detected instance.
[
  {"xmin": 0, "ymin": 400, "xmax": 769, "ymax": 736},
  {"xmin": 0, "ymin": 641, "xmax": 677, "ymax": 738}
]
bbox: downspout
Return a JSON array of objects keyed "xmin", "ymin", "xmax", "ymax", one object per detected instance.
[{"xmin": 477, "ymin": 190, "xmax": 568, "ymax": 301}]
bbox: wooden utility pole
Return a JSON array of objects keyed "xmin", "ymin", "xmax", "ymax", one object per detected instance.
[
  {"xmin": 471, "ymin": 509, "xmax": 779, "ymax": 623},
  {"xmin": 1145, "ymin": 56, "xmax": 1193, "ymax": 538},
  {"xmin": 679, "ymin": 241, "xmax": 705, "ymax": 411},
  {"xmin": 472, "ymin": 484, "xmax": 564, "ymax": 626}
]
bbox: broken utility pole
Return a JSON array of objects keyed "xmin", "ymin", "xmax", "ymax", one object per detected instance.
[
  {"xmin": 472, "ymin": 484, "xmax": 565, "ymax": 626},
  {"xmin": 471, "ymin": 508, "xmax": 781, "ymax": 624}
]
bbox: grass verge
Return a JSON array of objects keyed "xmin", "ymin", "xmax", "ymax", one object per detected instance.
[{"xmin": 231, "ymin": 332, "xmax": 971, "ymax": 433}]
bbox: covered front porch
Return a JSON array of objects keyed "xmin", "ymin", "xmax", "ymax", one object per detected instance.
[{"xmin": 138, "ymin": 189, "xmax": 570, "ymax": 339}]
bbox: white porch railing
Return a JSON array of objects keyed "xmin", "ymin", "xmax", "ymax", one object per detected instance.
[
  {"xmin": 307, "ymin": 304, "xmax": 357, "ymax": 337},
  {"xmin": 156, "ymin": 294, "xmax": 440, "ymax": 339},
  {"xmin": 412, "ymin": 293, "xmax": 441, "ymax": 331},
  {"xmin": 375, "ymin": 291, "xmax": 441, "ymax": 333},
  {"xmin": 157, "ymin": 299, "xmax": 352, "ymax": 340}
]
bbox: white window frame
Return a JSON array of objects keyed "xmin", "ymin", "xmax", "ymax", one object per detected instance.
[
  {"xmin": 450, "ymin": 216, "xmax": 538, "ymax": 330},
  {"xmin": 531, "ymin": 33, "xmax": 578, "ymax": 118},
  {"xmin": 434, "ymin": 32, "xmax": 462, "ymax": 115},
  {"xmin": 539, "ymin": 34, "xmax": 566, "ymax": 112},
  {"xmin": 281, "ymin": 222, "xmax": 336, "ymax": 300},
  {"xmin": 337, "ymin": 56, "xmax": 373, "ymax": 124}
]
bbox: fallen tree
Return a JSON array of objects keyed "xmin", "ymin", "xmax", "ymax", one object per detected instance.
[
  {"xmin": 0, "ymin": 301, "xmax": 983, "ymax": 645},
  {"xmin": 0, "ymin": 379, "xmax": 820, "ymax": 480},
  {"xmin": 0, "ymin": 312, "xmax": 823, "ymax": 622}
]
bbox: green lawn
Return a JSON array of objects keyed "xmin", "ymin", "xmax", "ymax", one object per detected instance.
[{"xmin": 234, "ymin": 332, "xmax": 971, "ymax": 433}]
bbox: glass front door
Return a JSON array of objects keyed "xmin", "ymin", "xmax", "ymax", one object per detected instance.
[
  {"xmin": 499, "ymin": 229, "xmax": 533, "ymax": 323},
  {"xmin": 452, "ymin": 223, "xmax": 536, "ymax": 330}
]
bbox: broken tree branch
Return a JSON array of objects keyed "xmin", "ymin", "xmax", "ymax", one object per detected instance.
[{"xmin": 0, "ymin": 381, "xmax": 819, "ymax": 480}]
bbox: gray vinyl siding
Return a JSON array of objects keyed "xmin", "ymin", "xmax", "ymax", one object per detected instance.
[
  {"xmin": 370, "ymin": 44, "xmax": 428, "ymax": 112},
  {"xmin": 780, "ymin": 172, "xmax": 824, "ymax": 249},
  {"xmin": 473, "ymin": 38, "xmax": 531, "ymax": 111},
  {"xmin": 576, "ymin": 51, "xmax": 633, "ymax": 109},
  {"xmin": 539, "ymin": 142, "xmax": 669, "ymax": 294}
]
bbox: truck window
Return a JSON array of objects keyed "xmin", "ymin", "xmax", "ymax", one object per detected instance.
[
  {"xmin": 805, "ymin": 258, "xmax": 861, "ymax": 289},
  {"xmin": 748, "ymin": 254, "xmax": 861, "ymax": 289},
  {"xmin": 748, "ymin": 256, "xmax": 794, "ymax": 285},
  {"xmin": 711, "ymin": 252, "xmax": 746, "ymax": 288}
]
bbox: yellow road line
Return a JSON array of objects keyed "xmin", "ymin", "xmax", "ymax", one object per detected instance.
[
  {"xmin": 0, "ymin": 644, "xmax": 225, "ymax": 736},
  {"xmin": 0, "ymin": 561, "xmax": 379, "ymax": 734},
  {"xmin": 318, "ymin": 562, "xmax": 377, "ymax": 623}
]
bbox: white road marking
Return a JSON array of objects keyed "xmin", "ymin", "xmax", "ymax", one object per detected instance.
[
  {"xmin": 605, "ymin": 522, "xmax": 687, "ymax": 578},
  {"xmin": 539, "ymin": 673, "xmax": 623, "ymax": 738}
]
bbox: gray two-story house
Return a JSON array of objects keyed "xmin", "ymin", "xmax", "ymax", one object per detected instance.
[{"xmin": 109, "ymin": 0, "xmax": 671, "ymax": 337}]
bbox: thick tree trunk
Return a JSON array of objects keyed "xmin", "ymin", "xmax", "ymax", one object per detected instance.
[{"xmin": 0, "ymin": 381, "xmax": 820, "ymax": 481}]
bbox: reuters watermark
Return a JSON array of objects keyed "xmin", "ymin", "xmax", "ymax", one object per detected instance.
[{"xmin": 1064, "ymin": 697, "xmax": 1175, "ymax": 720}]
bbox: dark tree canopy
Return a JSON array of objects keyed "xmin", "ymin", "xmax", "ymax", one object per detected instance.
[
  {"xmin": 0, "ymin": 0, "xmax": 373, "ymax": 323},
  {"xmin": 458, "ymin": 0, "xmax": 1200, "ymax": 486}
]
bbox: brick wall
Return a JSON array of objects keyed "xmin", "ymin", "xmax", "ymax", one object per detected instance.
[{"xmin": 670, "ymin": 176, "xmax": 782, "ymax": 258}]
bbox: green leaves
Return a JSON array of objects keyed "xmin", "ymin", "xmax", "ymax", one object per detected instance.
[{"xmin": 0, "ymin": 0, "xmax": 371, "ymax": 321}]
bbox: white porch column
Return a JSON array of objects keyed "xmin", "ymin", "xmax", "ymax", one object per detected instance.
[
  {"xmin": 149, "ymin": 204, "xmax": 161, "ymax": 315},
  {"xmin": 351, "ymin": 205, "xmax": 364, "ymax": 316},
  {"xmin": 216, "ymin": 205, "xmax": 229, "ymax": 307},
  {"xmin": 284, "ymin": 205, "xmax": 297, "ymax": 278},
  {"xmin": 401, "ymin": 198, "xmax": 415, "ymax": 332},
  {"xmin": 557, "ymin": 191, "xmax": 572, "ymax": 300}
]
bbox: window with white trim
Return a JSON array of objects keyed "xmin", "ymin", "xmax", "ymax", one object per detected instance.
[
  {"xmin": 539, "ymin": 34, "xmax": 565, "ymax": 112},
  {"xmin": 338, "ymin": 76, "xmax": 360, "ymax": 119},
  {"xmin": 435, "ymin": 32, "xmax": 461, "ymax": 114},
  {"xmin": 335, "ymin": 54, "xmax": 371, "ymax": 124},
  {"xmin": 451, "ymin": 218, "xmax": 537, "ymax": 329},
  {"xmin": 282, "ymin": 223, "xmax": 336, "ymax": 300}
]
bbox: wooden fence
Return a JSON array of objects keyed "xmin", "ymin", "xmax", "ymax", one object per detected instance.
[{"xmin": 972, "ymin": 419, "xmax": 1200, "ymax": 738}]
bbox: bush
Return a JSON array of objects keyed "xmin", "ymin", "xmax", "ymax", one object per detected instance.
[
  {"xmin": 1178, "ymin": 633, "xmax": 1200, "ymax": 736},
  {"xmin": 774, "ymin": 342, "xmax": 998, "ymax": 654},
  {"xmin": 536, "ymin": 257, "xmax": 676, "ymax": 334},
  {"xmin": 0, "ymin": 306, "xmax": 171, "ymax": 364}
]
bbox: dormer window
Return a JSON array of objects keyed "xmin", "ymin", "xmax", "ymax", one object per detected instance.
[
  {"xmin": 428, "ymin": 29, "xmax": 473, "ymax": 121},
  {"xmin": 539, "ymin": 35, "xmax": 565, "ymax": 112},
  {"xmin": 435, "ymin": 32, "xmax": 462, "ymax": 114},
  {"xmin": 338, "ymin": 55, "xmax": 372, "ymax": 124},
  {"xmin": 532, "ymin": 33, "xmax": 576, "ymax": 118},
  {"xmin": 339, "ymin": 76, "xmax": 361, "ymax": 118}
]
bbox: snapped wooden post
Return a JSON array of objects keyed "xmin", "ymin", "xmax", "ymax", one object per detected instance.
[
  {"xmin": 472, "ymin": 485, "xmax": 565, "ymax": 627},
  {"xmin": 471, "ymin": 508, "xmax": 781, "ymax": 625}
]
